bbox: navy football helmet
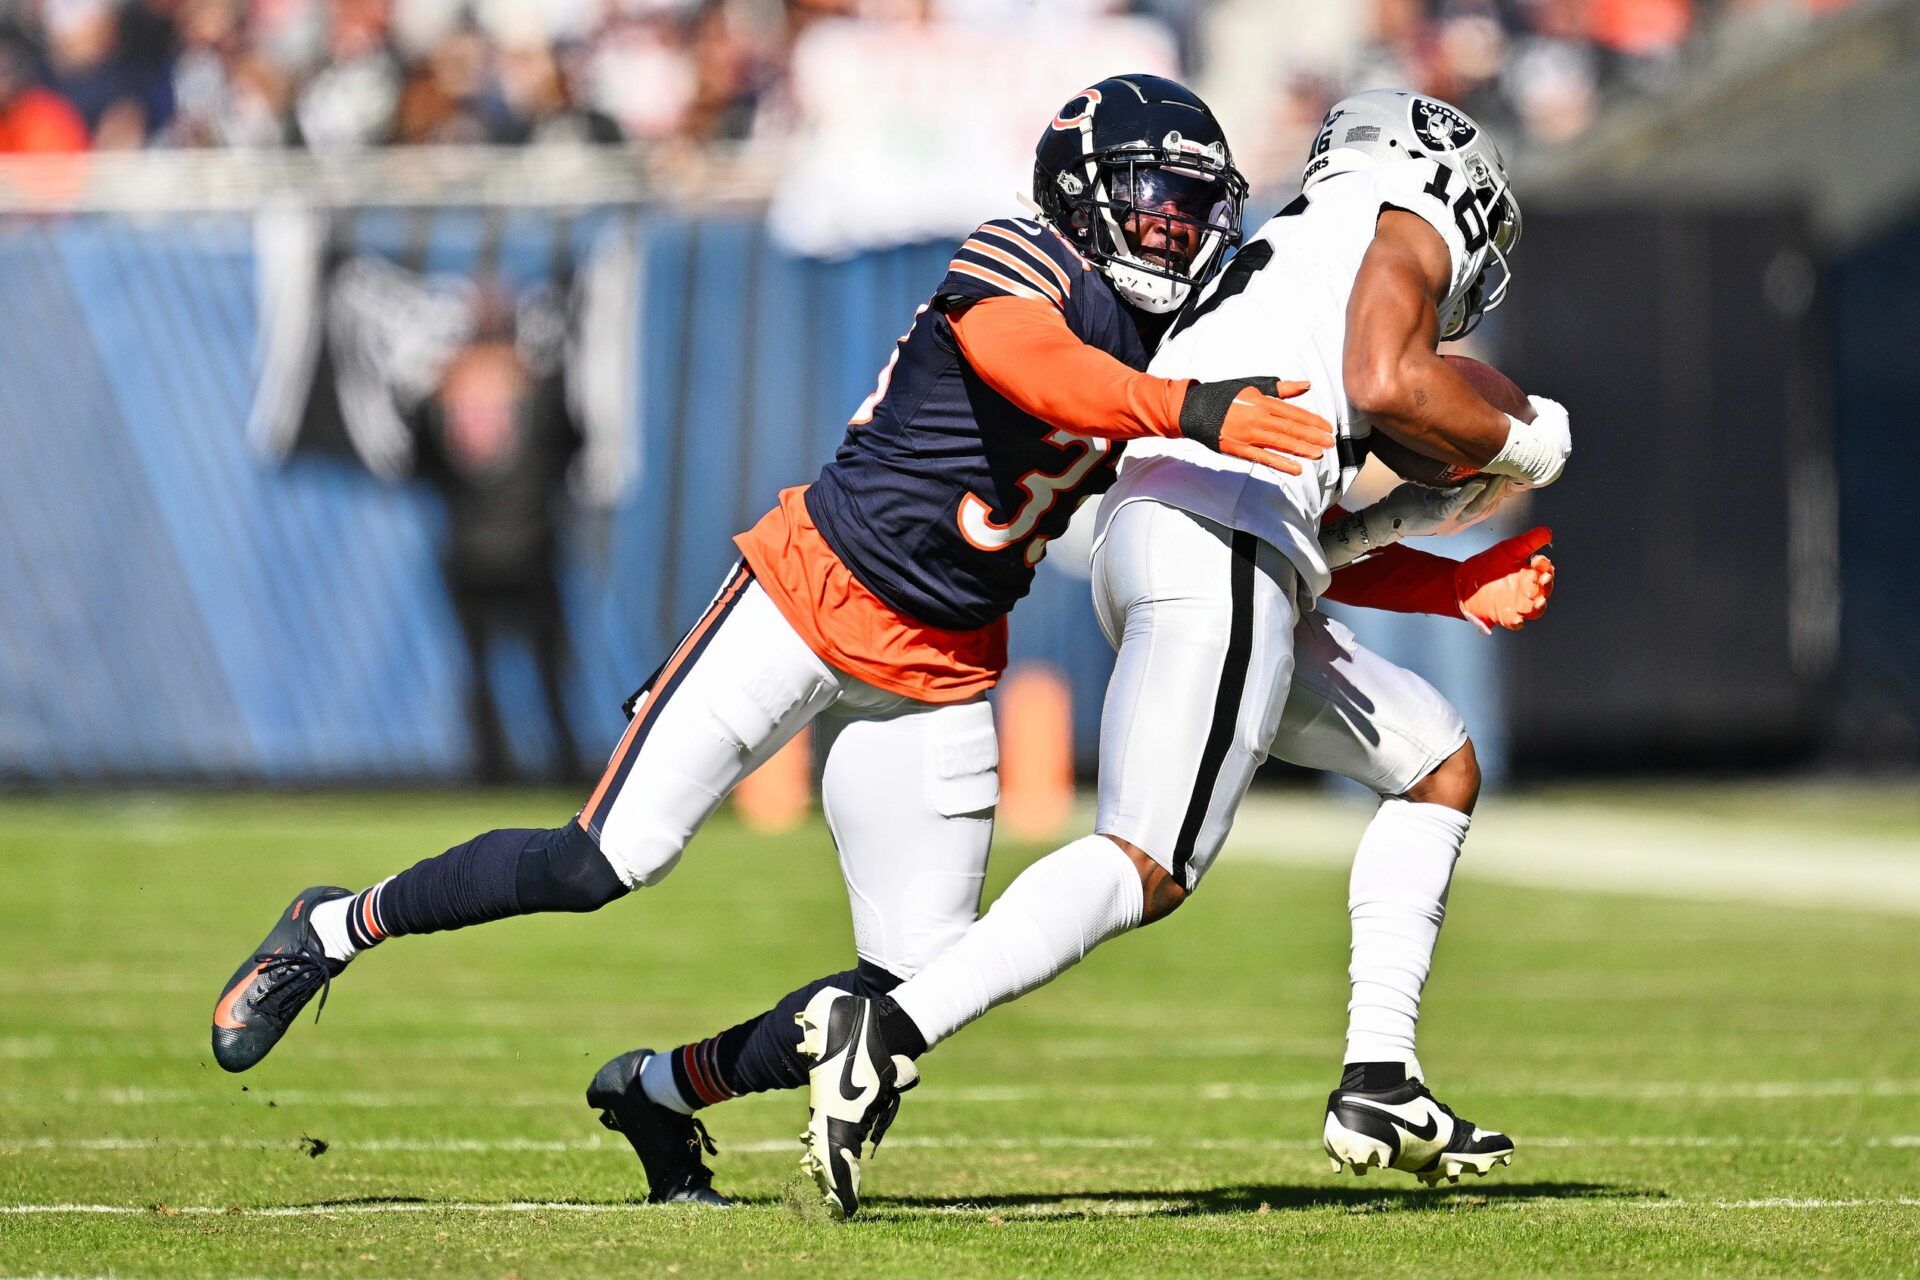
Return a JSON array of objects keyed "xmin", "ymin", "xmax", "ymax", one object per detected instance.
[{"xmin": 1034, "ymin": 74, "xmax": 1247, "ymax": 314}]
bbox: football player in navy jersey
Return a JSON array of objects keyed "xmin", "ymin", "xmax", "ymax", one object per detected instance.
[
  {"xmin": 206, "ymin": 75, "xmax": 1548, "ymax": 1208},
  {"xmin": 206, "ymin": 74, "xmax": 1337, "ymax": 1195}
]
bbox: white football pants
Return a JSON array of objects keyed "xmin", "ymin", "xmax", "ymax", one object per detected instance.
[
  {"xmin": 892, "ymin": 498, "xmax": 1469, "ymax": 1047},
  {"xmin": 1094, "ymin": 499, "xmax": 1468, "ymax": 886},
  {"xmin": 580, "ymin": 563, "xmax": 996, "ymax": 979}
]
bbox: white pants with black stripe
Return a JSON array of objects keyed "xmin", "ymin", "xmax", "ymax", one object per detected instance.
[
  {"xmin": 1093, "ymin": 498, "xmax": 1467, "ymax": 888},
  {"xmin": 889, "ymin": 497, "xmax": 1471, "ymax": 1047},
  {"xmin": 583, "ymin": 564, "xmax": 998, "ymax": 980},
  {"xmin": 883, "ymin": 495, "xmax": 1466, "ymax": 1043}
]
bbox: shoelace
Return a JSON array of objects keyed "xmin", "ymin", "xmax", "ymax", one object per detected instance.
[
  {"xmin": 1419, "ymin": 1089, "xmax": 1467, "ymax": 1127},
  {"xmin": 656, "ymin": 1115, "xmax": 720, "ymax": 1199},
  {"xmin": 687, "ymin": 1115, "xmax": 718, "ymax": 1159},
  {"xmin": 252, "ymin": 951, "xmax": 334, "ymax": 1025},
  {"xmin": 867, "ymin": 1085, "xmax": 905, "ymax": 1152}
]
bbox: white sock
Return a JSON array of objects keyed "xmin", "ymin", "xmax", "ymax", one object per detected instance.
[
  {"xmin": 309, "ymin": 897, "xmax": 357, "ymax": 963},
  {"xmin": 639, "ymin": 1051, "xmax": 695, "ymax": 1115},
  {"xmin": 1345, "ymin": 799, "xmax": 1471, "ymax": 1066},
  {"xmin": 892, "ymin": 834, "xmax": 1144, "ymax": 1050}
]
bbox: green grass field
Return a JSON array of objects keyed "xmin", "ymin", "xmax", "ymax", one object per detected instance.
[{"xmin": 3, "ymin": 786, "xmax": 1918, "ymax": 1277}]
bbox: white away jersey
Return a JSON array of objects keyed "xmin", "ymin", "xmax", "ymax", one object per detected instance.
[{"xmin": 1103, "ymin": 160, "xmax": 1490, "ymax": 599}]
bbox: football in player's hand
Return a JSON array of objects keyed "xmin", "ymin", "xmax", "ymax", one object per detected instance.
[{"xmin": 1366, "ymin": 355, "xmax": 1531, "ymax": 488}]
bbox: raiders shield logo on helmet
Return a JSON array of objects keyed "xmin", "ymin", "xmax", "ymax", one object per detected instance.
[{"xmin": 1410, "ymin": 97, "xmax": 1477, "ymax": 150}]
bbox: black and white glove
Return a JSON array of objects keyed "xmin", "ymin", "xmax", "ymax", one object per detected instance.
[{"xmin": 1320, "ymin": 475, "xmax": 1517, "ymax": 569}]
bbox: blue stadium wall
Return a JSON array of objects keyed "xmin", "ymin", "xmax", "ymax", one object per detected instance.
[{"xmin": 0, "ymin": 208, "xmax": 1501, "ymax": 784}]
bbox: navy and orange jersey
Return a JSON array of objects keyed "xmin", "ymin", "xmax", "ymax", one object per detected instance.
[{"xmin": 802, "ymin": 217, "xmax": 1152, "ymax": 632}]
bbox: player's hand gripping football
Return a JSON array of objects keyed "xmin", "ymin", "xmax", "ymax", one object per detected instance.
[
  {"xmin": 1178, "ymin": 377, "xmax": 1336, "ymax": 474},
  {"xmin": 1484, "ymin": 395, "xmax": 1572, "ymax": 488},
  {"xmin": 1455, "ymin": 526, "xmax": 1556, "ymax": 634}
]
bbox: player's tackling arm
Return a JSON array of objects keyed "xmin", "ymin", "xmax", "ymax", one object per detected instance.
[
  {"xmin": 1344, "ymin": 212, "xmax": 1568, "ymax": 486},
  {"xmin": 1325, "ymin": 521, "xmax": 1557, "ymax": 633},
  {"xmin": 948, "ymin": 296, "xmax": 1334, "ymax": 473}
]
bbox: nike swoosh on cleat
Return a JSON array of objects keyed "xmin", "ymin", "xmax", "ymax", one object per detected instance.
[
  {"xmin": 835, "ymin": 1008, "xmax": 869, "ymax": 1107},
  {"xmin": 1343, "ymin": 1098, "xmax": 1440, "ymax": 1143},
  {"xmin": 213, "ymin": 963, "xmax": 267, "ymax": 1031}
]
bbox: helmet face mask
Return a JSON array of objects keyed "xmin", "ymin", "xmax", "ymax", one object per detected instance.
[
  {"xmin": 1084, "ymin": 150, "xmax": 1245, "ymax": 313},
  {"xmin": 1448, "ymin": 147, "xmax": 1521, "ymax": 340},
  {"xmin": 1302, "ymin": 89, "xmax": 1522, "ymax": 339},
  {"xmin": 1034, "ymin": 76, "xmax": 1248, "ymax": 314}
]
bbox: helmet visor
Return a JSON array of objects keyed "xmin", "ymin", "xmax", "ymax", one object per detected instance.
[{"xmin": 1103, "ymin": 161, "xmax": 1239, "ymax": 277}]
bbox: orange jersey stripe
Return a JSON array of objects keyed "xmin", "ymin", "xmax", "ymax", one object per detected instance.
[
  {"xmin": 974, "ymin": 225, "xmax": 1074, "ymax": 294},
  {"xmin": 946, "ymin": 260, "xmax": 1050, "ymax": 304},
  {"xmin": 957, "ymin": 239, "xmax": 1065, "ymax": 305}
]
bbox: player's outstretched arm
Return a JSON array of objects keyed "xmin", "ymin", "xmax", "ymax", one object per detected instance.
[
  {"xmin": 1345, "ymin": 213, "xmax": 1568, "ymax": 487},
  {"xmin": 1453, "ymin": 528, "xmax": 1556, "ymax": 632},
  {"xmin": 1323, "ymin": 522, "xmax": 1556, "ymax": 634},
  {"xmin": 1321, "ymin": 475, "xmax": 1513, "ymax": 569},
  {"xmin": 949, "ymin": 296, "xmax": 1334, "ymax": 474}
]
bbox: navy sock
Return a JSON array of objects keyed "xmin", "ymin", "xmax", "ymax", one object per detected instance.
[
  {"xmin": 666, "ymin": 961, "xmax": 902, "ymax": 1108},
  {"xmin": 872, "ymin": 995, "xmax": 929, "ymax": 1060},
  {"xmin": 344, "ymin": 823, "xmax": 626, "ymax": 947}
]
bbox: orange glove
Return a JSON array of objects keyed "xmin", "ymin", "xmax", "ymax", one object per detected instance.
[
  {"xmin": 1177, "ymin": 377, "xmax": 1335, "ymax": 475},
  {"xmin": 1455, "ymin": 526, "xmax": 1555, "ymax": 634}
]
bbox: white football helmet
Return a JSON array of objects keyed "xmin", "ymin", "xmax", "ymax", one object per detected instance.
[{"xmin": 1302, "ymin": 89, "xmax": 1522, "ymax": 340}]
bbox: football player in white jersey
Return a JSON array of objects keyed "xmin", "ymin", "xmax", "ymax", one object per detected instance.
[{"xmin": 795, "ymin": 90, "xmax": 1573, "ymax": 1216}]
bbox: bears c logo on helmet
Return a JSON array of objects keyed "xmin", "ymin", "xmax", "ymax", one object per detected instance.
[{"xmin": 1052, "ymin": 88, "xmax": 1102, "ymax": 132}]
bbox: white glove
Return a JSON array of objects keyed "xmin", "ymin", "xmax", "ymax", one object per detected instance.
[
  {"xmin": 1483, "ymin": 395, "xmax": 1571, "ymax": 488},
  {"xmin": 1319, "ymin": 475, "xmax": 1516, "ymax": 569}
]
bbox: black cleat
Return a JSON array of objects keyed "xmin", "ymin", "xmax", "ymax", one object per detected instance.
[
  {"xmin": 211, "ymin": 887, "xmax": 351, "ymax": 1073},
  {"xmin": 795, "ymin": 988, "xmax": 918, "ymax": 1219},
  {"xmin": 1323, "ymin": 1076, "xmax": 1515, "ymax": 1184},
  {"xmin": 588, "ymin": 1049, "xmax": 729, "ymax": 1206}
]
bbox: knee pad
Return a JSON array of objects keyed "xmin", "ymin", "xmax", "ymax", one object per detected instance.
[{"xmin": 515, "ymin": 821, "xmax": 630, "ymax": 913}]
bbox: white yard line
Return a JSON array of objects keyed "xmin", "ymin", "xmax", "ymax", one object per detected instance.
[
  {"xmin": 9, "ymin": 1078, "xmax": 1920, "ymax": 1109},
  {"xmin": 0, "ymin": 1086, "xmax": 561, "ymax": 1109},
  {"xmin": 917, "ymin": 1196, "xmax": 1920, "ymax": 1219},
  {"xmin": 4, "ymin": 1196, "xmax": 1917, "ymax": 1218},
  {"xmin": 943, "ymin": 1078, "xmax": 1920, "ymax": 1102},
  {"xmin": 0, "ymin": 1036, "xmax": 530, "ymax": 1062},
  {"xmin": 0, "ymin": 1032, "xmax": 1302, "ymax": 1063},
  {"xmin": 1220, "ymin": 793, "xmax": 1920, "ymax": 917},
  {"xmin": 4, "ymin": 1133, "xmax": 1919, "ymax": 1156}
]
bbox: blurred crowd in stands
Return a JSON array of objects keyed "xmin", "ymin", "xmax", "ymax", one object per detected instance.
[{"xmin": 0, "ymin": 0, "xmax": 1866, "ymax": 167}]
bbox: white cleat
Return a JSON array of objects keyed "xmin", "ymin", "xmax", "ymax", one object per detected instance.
[
  {"xmin": 795, "ymin": 987, "xmax": 918, "ymax": 1220},
  {"xmin": 1323, "ymin": 1078, "xmax": 1515, "ymax": 1185}
]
